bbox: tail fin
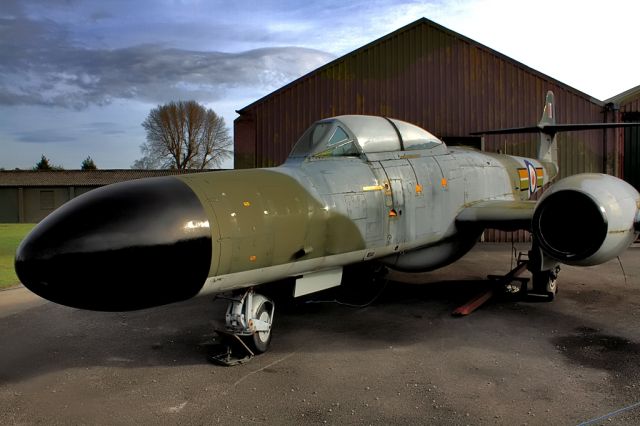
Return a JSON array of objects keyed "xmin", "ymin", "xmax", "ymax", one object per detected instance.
[
  {"xmin": 539, "ymin": 90, "xmax": 555, "ymax": 127},
  {"xmin": 470, "ymin": 90, "xmax": 640, "ymax": 181},
  {"xmin": 469, "ymin": 91, "xmax": 559, "ymax": 177},
  {"xmin": 537, "ymin": 91, "xmax": 558, "ymax": 171}
]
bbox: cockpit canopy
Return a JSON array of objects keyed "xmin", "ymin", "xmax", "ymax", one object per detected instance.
[{"xmin": 288, "ymin": 115, "xmax": 445, "ymax": 159}]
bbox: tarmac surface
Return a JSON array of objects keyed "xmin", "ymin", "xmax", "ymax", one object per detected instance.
[{"xmin": 1, "ymin": 243, "xmax": 640, "ymax": 425}]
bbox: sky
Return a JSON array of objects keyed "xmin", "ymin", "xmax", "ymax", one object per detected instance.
[{"xmin": 1, "ymin": 0, "xmax": 639, "ymax": 170}]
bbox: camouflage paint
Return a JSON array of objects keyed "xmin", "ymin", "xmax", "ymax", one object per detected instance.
[{"xmin": 178, "ymin": 169, "xmax": 366, "ymax": 277}]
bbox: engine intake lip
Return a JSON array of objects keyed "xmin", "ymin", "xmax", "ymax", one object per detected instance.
[{"xmin": 533, "ymin": 190, "xmax": 608, "ymax": 262}]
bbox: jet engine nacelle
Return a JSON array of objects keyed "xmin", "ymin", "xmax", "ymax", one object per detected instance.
[{"xmin": 532, "ymin": 173, "xmax": 640, "ymax": 266}]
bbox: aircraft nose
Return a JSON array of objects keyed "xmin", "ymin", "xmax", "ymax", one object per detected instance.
[{"xmin": 15, "ymin": 176, "xmax": 212, "ymax": 311}]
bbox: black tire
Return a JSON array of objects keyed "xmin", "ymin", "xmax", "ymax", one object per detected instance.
[{"xmin": 244, "ymin": 303, "xmax": 273, "ymax": 354}]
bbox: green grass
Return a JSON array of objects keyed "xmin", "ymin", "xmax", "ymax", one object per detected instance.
[{"xmin": 0, "ymin": 224, "xmax": 35, "ymax": 289}]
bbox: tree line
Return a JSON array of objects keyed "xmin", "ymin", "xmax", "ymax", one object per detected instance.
[
  {"xmin": 32, "ymin": 155, "xmax": 97, "ymax": 170},
  {"xmin": 25, "ymin": 100, "xmax": 231, "ymax": 171}
]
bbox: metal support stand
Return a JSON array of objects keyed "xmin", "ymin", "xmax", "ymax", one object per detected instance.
[
  {"xmin": 208, "ymin": 330, "xmax": 255, "ymax": 366},
  {"xmin": 453, "ymin": 252, "xmax": 530, "ymax": 316},
  {"xmin": 487, "ymin": 251, "xmax": 530, "ymax": 294}
]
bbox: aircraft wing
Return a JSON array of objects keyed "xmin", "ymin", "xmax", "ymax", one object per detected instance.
[
  {"xmin": 470, "ymin": 122, "xmax": 640, "ymax": 136},
  {"xmin": 455, "ymin": 200, "xmax": 535, "ymax": 231}
]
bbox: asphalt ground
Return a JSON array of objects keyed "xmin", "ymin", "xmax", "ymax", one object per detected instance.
[{"xmin": 1, "ymin": 243, "xmax": 640, "ymax": 425}]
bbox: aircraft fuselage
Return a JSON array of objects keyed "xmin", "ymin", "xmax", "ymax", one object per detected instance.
[{"xmin": 187, "ymin": 145, "xmax": 546, "ymax": 296}]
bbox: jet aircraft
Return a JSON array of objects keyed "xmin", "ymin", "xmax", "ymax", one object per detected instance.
[{"xmin": 15, "ymin": 91, "xmax": 640, "ymax": 355}]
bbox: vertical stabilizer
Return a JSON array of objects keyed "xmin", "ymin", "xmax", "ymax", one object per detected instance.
[
  {"xmin": 539, "ymin": 91, "xmax": 556, "ymax": 127},
  {"xmin": 537, "ymin": 91, "xmax": 558, "ymax": 178},
  {"xmin": 470, "ymin": 90, "xmax": 640, "ymax": 183}
]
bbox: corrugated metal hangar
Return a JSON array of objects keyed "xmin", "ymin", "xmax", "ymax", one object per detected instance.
[
  {"xmin": 234, "ymin": 18, "xmax": 637, "ymax": 191},
  {"xmin": 606, "ymin": 85, "xmax": 640, "ymax": 192}
]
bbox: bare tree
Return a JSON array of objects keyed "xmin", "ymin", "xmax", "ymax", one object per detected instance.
[{"xmin": 134, "ymin": 100, "xmax": 232, "ymax": 170}]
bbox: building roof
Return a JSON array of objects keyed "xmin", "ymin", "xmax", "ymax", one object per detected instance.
[
  {"xmin": 0, "ymin": 169, "xmax": 214, "ymax": 187},
  {"xmin": 237, "ymin": 18, "xmax": 603, "ymax": 115},
  {"xmin": 605, "ymin": 84, "xmax": 640, "ymax": 106}
]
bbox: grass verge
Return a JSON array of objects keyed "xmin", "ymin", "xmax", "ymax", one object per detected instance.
[{"xmin": 0, "ymin": 224, "xmax": 35, "ymax": 290}]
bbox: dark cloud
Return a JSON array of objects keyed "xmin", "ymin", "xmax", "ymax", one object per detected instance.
[
  {"xmin": 1, "ymin": 0, "xmax": 439, "ymax": 110},
  {"xmin": 84, "ymin": 122, "xmax": 126, "ymax": 135},
  {"xmin": 14, "ymin": 129, "xmax": 78, "ymax": 143},
  {"xmin": 0, "ymin": 13, "xmax": 335, "ymax": 109},
  {"xmin": 89, "ymin": 11, "xmax": 112, "ymax": 22},
  {"xmin": 0, "ymin": 1, "xmax": 22, "ymax": 18}
]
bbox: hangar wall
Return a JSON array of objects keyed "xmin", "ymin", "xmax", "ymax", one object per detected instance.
[
  {"xmin": 606, "ymin": 85, "xmax": 640, "ymax": 192},
  {"xmin": 235, "ymin": 18, "xmax": 609, "ymax": 180}
]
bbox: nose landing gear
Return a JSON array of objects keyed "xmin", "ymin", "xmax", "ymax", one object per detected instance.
[{"xmin": 209, "ymin": 289, "xmax": 275, "ymax": 366}]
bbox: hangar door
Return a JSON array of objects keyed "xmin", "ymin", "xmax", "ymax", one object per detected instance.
[{"xmin": 624, "ymin": 118, "xmax": 640, "ymax": 191}]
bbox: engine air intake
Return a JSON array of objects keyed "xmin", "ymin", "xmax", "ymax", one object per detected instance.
[{"xmin": 533, "ymin": 190, "xmax": 607, "ymax": 261}]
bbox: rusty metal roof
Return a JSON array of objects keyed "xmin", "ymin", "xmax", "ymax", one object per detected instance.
[
  {"xmin": 0, "ymin": 169, "xmax": 215, "ymax": 187},
  {"xmin": 605, "ymin": 84, "xmax": 640, "ymax": 106}
]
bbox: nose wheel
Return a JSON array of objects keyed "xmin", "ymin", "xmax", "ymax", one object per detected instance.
[
  {"xmin": 209, "ymin": 289, "xmax": 275, "ymax": 366},
  {"xmin": 244, "ymin": 301, "xmax": 274, "ymax": 353}
]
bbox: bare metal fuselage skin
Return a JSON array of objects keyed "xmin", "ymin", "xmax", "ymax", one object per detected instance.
[{"xmin": 186, "ymin": 145, "xmax": 540, "ymax": 297}]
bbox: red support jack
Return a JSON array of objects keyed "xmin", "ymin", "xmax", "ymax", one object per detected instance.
[
  {"xmin": 452, "ymin": 252, "xmax": 530, "ymax": 316},
  {"xmin": 452, "ymin": 288, "xmax": 494, "ymax": 316}
]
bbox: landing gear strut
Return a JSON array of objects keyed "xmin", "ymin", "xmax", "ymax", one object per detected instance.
[
  {"xmin": 452, "ymin": 247, "xmax": 561, "ymax": 316},
  {"xmin": 528, "ymin": 242, "xmax": 561, "ymax": 301},
  {"xmin": 209, "ymin": 289, "xmax": 275, "ymax": 366},
  {"xmin": 531, "ymin": 266, "xmax": 560, "ymax": 301}
]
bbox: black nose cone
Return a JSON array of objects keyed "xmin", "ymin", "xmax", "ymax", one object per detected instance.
[{"xmin": 15, "ymin": 177, "xmax": 212, "ymax": 311}]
